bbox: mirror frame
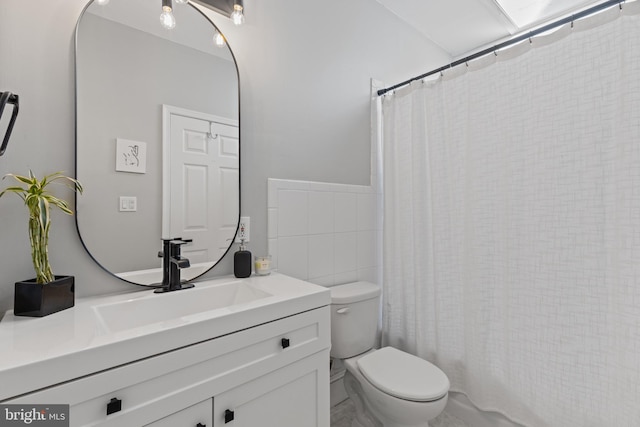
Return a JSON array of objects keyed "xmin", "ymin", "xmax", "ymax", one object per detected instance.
[{"xmin": 73, "ymin": 0, "xmax": 241, "ymax": 287}]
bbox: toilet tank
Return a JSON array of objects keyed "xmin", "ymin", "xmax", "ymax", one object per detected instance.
[{"xmin": 330, "ymin": 281, "xmax": 381, "ymax": 359}]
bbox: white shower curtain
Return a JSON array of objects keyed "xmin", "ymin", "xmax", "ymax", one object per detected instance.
[{"xmin": 381, "ymin": 4, "xmax": 640, "ymax": 426}]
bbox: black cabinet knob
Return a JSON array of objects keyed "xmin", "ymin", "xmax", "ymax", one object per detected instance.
[
  {"xmin": 196, "ymin": 423, "xmax": 206, "ymax": 427},
  {"xmin": 106, "ymin": 397, "xmax": 122, "ymax": 415},
  {"xmin": 281, "ymin": 337, "xmax": 290, "ymax": 349},
  {"xmin": 225, "ymin": 409, "xmax": 235, "ymax": 423}
]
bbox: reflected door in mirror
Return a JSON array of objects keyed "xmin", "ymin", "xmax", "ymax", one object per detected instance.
[{"xmin": 164, "ymin": 106, "xmax": 239, "ymax": 266}]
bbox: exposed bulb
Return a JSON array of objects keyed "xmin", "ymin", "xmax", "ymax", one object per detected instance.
[
  {"xmin": 231, "ymin": 4, "xmax": 244, "ymax": 26},
  {"xmin": 160, "ymin": 9, "xmax": 176, "ymax": 30},
  {"xmin": 96, "ymin": 0, "xmax": 110, "ymax": 5},
  {"xmin": 213, "ymin": 31, "xmax": 226, "ymax": 47}
]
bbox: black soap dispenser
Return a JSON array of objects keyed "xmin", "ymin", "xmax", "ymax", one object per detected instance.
[{"xmin": 234, "ymin": 239, "xmax": 252, "ymax": 278}]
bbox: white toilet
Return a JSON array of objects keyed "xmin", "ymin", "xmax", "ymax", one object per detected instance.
[{"xmin": 330, "ymin": 281, "xmax": 450, "ymax": 427}]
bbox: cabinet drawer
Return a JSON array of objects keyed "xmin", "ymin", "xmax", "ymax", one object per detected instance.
[
  {"xmin": 143, "ymin": 399, "xmax": 212, "ymax": 427},
  {"xmin": 8, "ymin": 307, "xmax": 329, "ymax": 427}
]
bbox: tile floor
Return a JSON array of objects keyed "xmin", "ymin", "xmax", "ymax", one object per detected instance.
[{"xmin": 330, "ymin": 398, "xmax": 468, "ymax": 427}]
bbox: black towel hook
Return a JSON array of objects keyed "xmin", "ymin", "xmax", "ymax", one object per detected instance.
[{"xmin": 0, "ymin": 91, "xmax": 20, "ymax": 157}]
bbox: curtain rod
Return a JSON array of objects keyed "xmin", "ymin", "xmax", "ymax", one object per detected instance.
[{"xmin": 377, "ymin": 0, "xmax": 625, "ymax": 96}]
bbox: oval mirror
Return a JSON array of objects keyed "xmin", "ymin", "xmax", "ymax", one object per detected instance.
[{"xmin": 75, "ymin": 0, "xmax": 239, "ymax": 285}]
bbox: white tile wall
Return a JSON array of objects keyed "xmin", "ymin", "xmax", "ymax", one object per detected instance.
[{"xmin": 268, "ymin": 178, "xmax": 381, "ymax": 286}]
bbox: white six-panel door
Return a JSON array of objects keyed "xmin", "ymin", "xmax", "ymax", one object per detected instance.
[{"xmin": 163, "ymin": 106, "xmax": 239, "ymax": 264}]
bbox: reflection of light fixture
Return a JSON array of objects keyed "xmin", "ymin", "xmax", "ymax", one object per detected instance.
[
  {"xmin": 175, "ymin": 0, "xmax": 189, "ymax": 3},
  {"xmin": 96, "ymin": 0, "xmax": 110, "ymax": 5},
  {"xmin": 213, "ymin": 30, "xmax": 226, "ymax": 47},
  {"xmin": 230, "ymin": 0, "xmax": 244, "ymax": 26},
  {"xmin": 160, "ymin": 0, "xmax": 176, "ymax": 30}
]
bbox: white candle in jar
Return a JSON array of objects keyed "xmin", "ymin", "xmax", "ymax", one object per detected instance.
[{"xmin": 254, "ymin": 255, "xmax": 271, "ymax": 275}]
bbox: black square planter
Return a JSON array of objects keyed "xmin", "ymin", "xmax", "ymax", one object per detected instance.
[{"xmin": 14, "ymin": 275, "xmax": 75, "ymax": 317}]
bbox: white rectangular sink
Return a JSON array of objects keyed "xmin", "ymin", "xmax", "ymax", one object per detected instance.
[{"xmin": 93, "ymin": 281, "xmax": 272, "ymax": 333}]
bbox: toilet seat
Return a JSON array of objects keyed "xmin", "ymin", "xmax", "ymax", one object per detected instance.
[{"xmin": 357, "ymin": 347, "xmax": 450, "ymax": 402}]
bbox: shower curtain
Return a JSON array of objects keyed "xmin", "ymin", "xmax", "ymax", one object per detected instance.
[{"xmin": 381, "ymin": 4, "xmax": 640, "ymax": 427}]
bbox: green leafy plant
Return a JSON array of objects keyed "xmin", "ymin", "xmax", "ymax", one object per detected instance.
[{"xmin": 0, "ymin": 171, "xmax": 83, "ymax": 284}]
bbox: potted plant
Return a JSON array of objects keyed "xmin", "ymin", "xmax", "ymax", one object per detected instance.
[{"xmin": 0, "ymin": 170, "xmax": 83, "ymax": 317}]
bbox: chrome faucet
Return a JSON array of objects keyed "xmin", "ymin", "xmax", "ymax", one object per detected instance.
[{"xmin": 155, "ymin": 238, "xmax": 195, "ymax": 293}]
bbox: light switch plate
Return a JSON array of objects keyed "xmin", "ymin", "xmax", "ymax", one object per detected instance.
[{"xmin": 119, "ymin": 196, "xmax": 137, "ymax": 212}]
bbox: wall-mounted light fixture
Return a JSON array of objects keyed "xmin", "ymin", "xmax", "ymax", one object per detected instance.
[
  {"xmin": 95, "ymin": 0, "xmax": 244, "ymax": 45},
  {"xmin": 190, "ymin": 0, "xmax": 245, "ymax": 25},
  {"xmin": 230, "ymin": 0, "xmax": 244, "ymax": 26},
  {"xmin": 190, "ymin": 0, "xmax": 246, "ymax": 47},
  {"xmin": 160, "ymin": 0, "xmax": 177, "ymax": 29}
]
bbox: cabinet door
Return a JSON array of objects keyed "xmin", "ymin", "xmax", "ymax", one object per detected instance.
[
  {"xmin": 213, "ymin": 351, "xmax": 329, "ymax": 427},
  {"xmin": 145, "ymin": 399, "xmax": 212, "ymax": 427}
]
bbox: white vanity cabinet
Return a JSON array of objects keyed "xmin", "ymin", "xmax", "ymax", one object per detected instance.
[{"xmin": 5, "ymin": 306, "xmax": 330, "ymax": 427}]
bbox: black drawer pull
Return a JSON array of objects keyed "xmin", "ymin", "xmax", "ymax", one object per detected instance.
[
  {"xmin": 106, "ymin": 398, "xmax": 122, "ymax": 415},
  {"xmin": 196, "ymin": 423, "xmax": 206, "ymax": 427},
  {"xmin": 281, "ymin": 338, "xmax": 290, "ymax": 349},
  {"xmin": 225, "ymin": 409, "xmax": 235, "ymax": 423}
]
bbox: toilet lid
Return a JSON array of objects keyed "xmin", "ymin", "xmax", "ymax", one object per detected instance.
[
  {"xmin": 329, "ymin": 282, "xmax": 381, "ymax": 304},
  {"xmin": 357, "ymin": 347, "xmax": 450, "ymax": 402}
]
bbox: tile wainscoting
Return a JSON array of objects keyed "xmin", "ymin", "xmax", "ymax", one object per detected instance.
[{"xmin": 267, "ymin": 178, "xmax": 382, "ymax": 287}]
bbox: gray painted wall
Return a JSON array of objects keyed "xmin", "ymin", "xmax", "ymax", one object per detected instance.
[{"xmin": 0, "ymin": 0, "xmax": 449, "ymax": 317}]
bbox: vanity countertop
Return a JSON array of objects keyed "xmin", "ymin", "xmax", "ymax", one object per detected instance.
[{"xmin": 0, "ymin": 273, "xmax": 330, "ymax": 401}]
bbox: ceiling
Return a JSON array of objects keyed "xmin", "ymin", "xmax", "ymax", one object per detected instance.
[
  {"xmin": 374, "ymin": 0, "xmax": 604, "ymax": 57},
  {"xmin": 88, "ymin": 0, "xmax": 613, "ymax": 65}
]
